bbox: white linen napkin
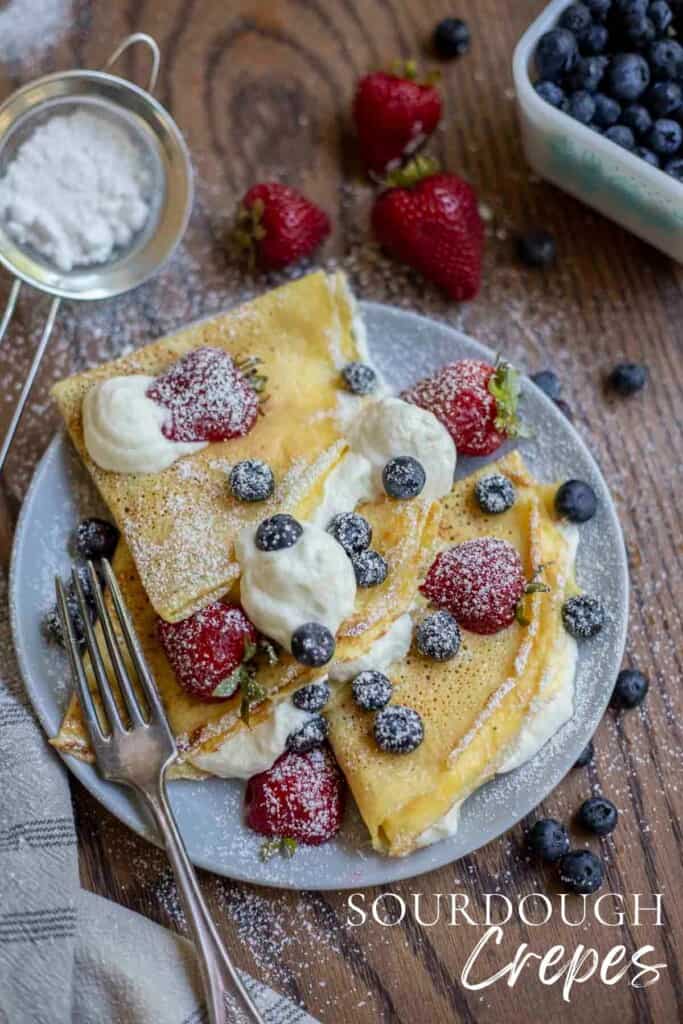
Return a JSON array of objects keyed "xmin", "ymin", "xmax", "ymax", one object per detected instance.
[{"xmin": 0, "ymin": 570, "xmax": 317, "ymax": 1024}]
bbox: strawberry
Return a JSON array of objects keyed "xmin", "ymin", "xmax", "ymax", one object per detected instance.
[
  {"xmin": 420, "ymin": 537, "xmax": 526, "ymax": 635},
  {"xmin": 371, "ymin": 161, "xmax": 484, "ymax": 301},
  {"xmin": 147, "ymin": 347, "xmax": 260, "ymax": 443},
  {"xmin": 402, "ymin": 358, "xmax": 523, "ymax": 457},
  {"xmin": 245, "ymin": 746, "xmax": 345, "ymax": 846},
  {"xmin": 158, "ymin": 601, "xmax": 259, "ymax": 701},
  {"xmin": 353, "ymin": 65, "xmax": 442, "ymax": 175},
  {"xmin": 231, "ymin": 183, "xmax": 330, "ymax": 270}
]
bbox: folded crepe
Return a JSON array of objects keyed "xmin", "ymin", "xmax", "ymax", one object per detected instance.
[
  {"xmin": 52, "ymin": 271, "xmax": 365, "ymax": 623},
  {"xmin": 326, "ymin": 451, "xmax": 579, "ymax": 856}
]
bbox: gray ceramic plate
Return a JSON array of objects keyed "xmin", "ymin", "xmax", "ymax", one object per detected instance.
[{"xmin": 9, "ymin": 302, "xmax": 629, "ymax": 890}]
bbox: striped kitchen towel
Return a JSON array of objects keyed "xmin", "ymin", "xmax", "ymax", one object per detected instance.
[{"xmin": 0, "ymin": 570, "xmax": 317, "ymax": 1024}]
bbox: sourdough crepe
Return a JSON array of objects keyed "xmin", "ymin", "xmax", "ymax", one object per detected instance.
[
  {"xmin": 327, "ymin": 451, "xmax": 579, "ymax": 856},
  {"xmin": 52, "ymin": 271, "xmax": 363, "ymax": 623}
]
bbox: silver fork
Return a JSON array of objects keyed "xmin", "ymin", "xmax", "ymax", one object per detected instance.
[{"xmin": 56, "ymin": 559, "xmax": 264, "ymax": 1024}]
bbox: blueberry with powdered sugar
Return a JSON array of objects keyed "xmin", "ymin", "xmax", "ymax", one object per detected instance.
[
  {"xmin": 44, "ymin": 566, "xmax": 97, "ymax": 648},
  {"xmin": 286, "ymin": 714, "xmax": 329, "ymax": 753},
  {"xmin": 415, "ymin": 610, "xmax": 461, "ymax": 661},
  {"xmin": 352, "ymin": 670, "xmax": 393, "ymax": 711},
  {"xmin": 475, "ymin": 474, "xmax": 516, "ymax": 515},
  {"xmin": 341, "ymin": 361, "xmax": 377, "ymax": 396},
  {"xmin": 292, "ymin": 680, "xmax": 331, "ymax": 713},
  {"xmin": 73, "ymin": 517, "xmax": 119, "ymax": 561},
  {"xmin": 351, "ymin": 549, "xmax": 388, "ymax": 587},
  {"xmin": 290, "ymin": 622, "xmax": 335, "ymax": 667},
  {"xmin": 327, "ymin": 511, "xmax": 372, "ymax": 555},
  {"xmin": 374, "ymin": 704, "xmax": 424, "ymax": 754},
  {"xmin": 562, "ymin": 594, "xmax": 606, "ymax": 639},
  {"xmin": 255, "ymin": 513, "xmax": 303, "ymax": 552},
  {"xmin": 382, "ymin": 456, "xmax": 426, "ymax": 499},
  {"xmin": 229, "ymin": 459, "xmax": 274, "ymax": 502}
]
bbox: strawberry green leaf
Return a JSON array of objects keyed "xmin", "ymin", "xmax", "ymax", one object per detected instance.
[
  {"xmin": 260, "ymin": 838, "xmax": 283, "ymax": 862},
  {"xmin": 489, "ymin": 360, "xmax": 530, "ymax": 440},
  {"xmin": 212, "ymin": 664, "xmax": 252, "ymax": 699},
  {"xmin": 281, "ymin": 837, "xmax": 298, "ymax": 859}
]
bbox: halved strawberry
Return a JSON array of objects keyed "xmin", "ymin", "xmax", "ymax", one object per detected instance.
[
  {"xmin": 158, "ymin": 601, "xmax": 258, "ymax": 701},
  {"xmin": 147, "ymin": 347, "xmax": 260, "ymax": 444},
  {"xmin": 245, "ymin": 746, "xmax": 345, "ymax": 846},
  {"xmin": 402, "ymin": 358, "xmax": 522, "ymax": 457},
  {"xmin": 420, "ymin": 537, "xmax": 526, "ymax": 635}
]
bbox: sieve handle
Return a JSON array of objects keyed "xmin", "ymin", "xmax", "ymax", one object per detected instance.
[
  {"xmin": 103, "ymin": 33, "xmax": 161, "ymax": 94},
  {"xmin": 0, "ymin": 295, "xmax": 60, "ymax": 476}
]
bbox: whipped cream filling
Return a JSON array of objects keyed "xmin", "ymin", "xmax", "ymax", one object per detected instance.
[
  {"xmin": 236, "ymin": 522, "xmax": 357, "ymax": 652},
  {"xmin": 328, "ymin": 612, "xmax": 413, "ymax": 683},
  {"xmin": 83, "ymin": 376, "xmax": 206, "ymax": 474},
  {"xmin": 188, "ymin": 702, "xmax": 313, "ymax": 779}
]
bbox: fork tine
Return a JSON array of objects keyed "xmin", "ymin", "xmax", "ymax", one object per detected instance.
[
  {"xmin": 55, "ymin": 577, "xmax": 105, "ymax": 744},
  {"xmin": 101, "ymin": 559, "xmax": 170, "ymax": 731},
  {"xmin": 71, "ymin": 568, "xmax": 124, "ymax": 736},
  {"xmin": 85, "ymin": 561, "xmax": 147, "ymax": 728}
]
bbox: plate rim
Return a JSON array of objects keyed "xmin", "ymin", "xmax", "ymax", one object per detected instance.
[{"xmin": 9, "ymin": 299, "xmax": 629, "ymax": 889}]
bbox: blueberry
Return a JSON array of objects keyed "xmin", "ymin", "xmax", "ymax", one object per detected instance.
[
  {"xmin": 342, "ymin": 361, "xmax": 377, "ymax": 396},
  {"xmin": 568, "ymin": 89, "xmax": 597, "ymax": 123},
  {"xmin": 613, "ymin": 0, "xmax": 648, "ymax": 14},
  {"xmin": 560, "ymin": 3, "xmax": 593, "ymax": 38},
  {"xmin": 622, "ymin": 12, "xmax": 656, "ymax": 44},
  {"xmin": 665, "ymin": 156, "xmax": 683, "ymax": 179},
  {"xmin": 568, "ymin": 55, "xmax": 608, "ymax": 91},
  {"xmin": 433, "ymin": 17, "xmax": 470, "ymax": 59},
  {"xmin": 609, "ymin": 361, "xmax": 648, "ymax": 394},
  {"xmin": 605, "ymin": 53, "xmax": 650, "ymax": 100},
  {"xmin": 648, "ymin": 1, "xmax": 673, "ymax": 33},
  {"xmin": 527, "ymin": 818, "xmax": 570, "ymax": 862},
  {"xmin": 286, "ymin": 713, "xmax": 329, "ymax": 753},
  {"xmin": 290, "ymin": 622, "xmax": 335, "ymax": 667},
  {"xmin": 554, "ymin": 398, "xmax": 575, "ymax": 421},
  {"xmin": 73, "ymin": 517, "xmax": 119, "ymax": 561},
  {"xmin": 647, "ymin": 117, "xmax": 682, "ymax": 153},
  {"xmin": 327, "ymin": 511, "xmax": 372, "ymax": 555},
  {"xmin": 586, "ymin": 0, "xmax": 612, "ymax": 17},
  {"xmin": 555, "ymin": 480, "xmax": 598, "ymax": 522},
  {"xmin": 593, "ymin": 92, "xmax": 622, "ymax": 126},
  {"xmin": 647, "ymin": 81, "xmax": 682, "ymax": 118},
  {"xmin": 635, "ymin": 144, "xmax": 661, "ymax": 166},
  {"xmin": 475, "ymin": 473, "xmax": 516, "ymax": 514},
  {"xmin": 44, "ymin": 568, "xmax": 96, "ymax": 648},
  {"xmin": 374, "ymin": 704, "xmax": 424, "ymax": 754},
  {"xmin": 582, "ymin": 23, "xmax": 609, "ymax": 54},
  {"xmin": 647, "ymin": 39, "xmax": 683, "ymax": 80},
  {"xmin": 562, "ymin": 594, "xmax": 606, "ymax": 639},
  {"xmin": 530, "ymin": 369, "xmax": 562, "ymax": 399},
  {"xmin": 230, "ymin": 459, "xmax": 274, "ymax": 502},
  {"xmin": 610, "ymin": 667, "xmax": 649, "ymax": 708},
  {"xmin": 516, "ymin": 229, "xmax": 557, "ymax": 267},
  {"xmin": 255, "ymin": 513, "xmax": 303, "ymax": 551},
  {"xmin": 415, "ymin": 610, "xmax": 461, "ymax": 661},
  {"xmin": 578, "ymin": 796, "xmax": 619, "ymax": 835},
  {"xmin": 559, "ymin": 849, "xmax": 605, "ymax": 894},
  {"xmin": 352, "ymin": 670, "xmax": 393, "ymax": 711},
  {"xmin": 382, "ymin": 456, "xmax": 426, "ymax": 499},
  {"xmin": 621, "ymin": 102, "xmax": 652, "ymax": 135},
  {"xmin": 292, "ymin": 680, "xmax": 331, "ymax": 712},
  {"xmin": 535, "ymin": 80, "xmax": 568, "ymax": 109},
  {"xmin": 574, "ymin": 738, "xmax": 595, "ymax": 767},
  {"xmin": 605, "ymin": 123, "xmax": 636, "ymax": 148},
  {"xmin": 351, "ymin": 549, "xmax": 388, "ymax": 587},
  {"xmin": 535, "ymin": 28, "xmax": 580, "ymax": 81}
]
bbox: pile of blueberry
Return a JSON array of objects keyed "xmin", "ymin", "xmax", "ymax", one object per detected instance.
[{"xmin": 534, "ymin": 0, "xmax": 683, "ymax": 179}]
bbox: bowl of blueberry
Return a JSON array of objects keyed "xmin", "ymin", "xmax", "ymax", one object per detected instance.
[{"xmin": 513, "ymin": 0, "xmax": 683, "ymax": 260}]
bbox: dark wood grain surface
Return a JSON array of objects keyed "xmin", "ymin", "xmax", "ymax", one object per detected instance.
[{"xmin": 1, "ymin": 2, "xmax": 682, "ymax": 1021}]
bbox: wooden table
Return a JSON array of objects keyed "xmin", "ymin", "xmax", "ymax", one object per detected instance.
[{"xmin": 1, "ymin": 2, "xmax": 682, "ymax": 1021}]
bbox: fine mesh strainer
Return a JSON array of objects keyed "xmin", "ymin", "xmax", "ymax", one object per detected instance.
[{"xmin": 0, "ymin": 33, "xmax": 193, "ymax": 472}]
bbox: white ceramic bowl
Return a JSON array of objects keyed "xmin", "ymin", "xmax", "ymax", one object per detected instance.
[{"xmin": 513, "ymin": 0, "xmax": 683, "ymax": 262}]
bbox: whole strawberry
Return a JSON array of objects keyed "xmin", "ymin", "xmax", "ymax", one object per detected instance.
[
  {"xmin": 402, "ymin": 358, "xmax": 522, "ymax": 457},
  {"xmin": 231, "ymin": 183, "xmax": 330, "ymax": 270},
  {"xmin": 372, "ymin": 160, "xmax": 484, "ymax": 301},
  {"xmin": 353, "ymin": 64, "xmax": 442, "ymax": 175}
]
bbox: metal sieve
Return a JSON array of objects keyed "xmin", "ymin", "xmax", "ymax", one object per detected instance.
[{"xmin": 0, "ymin": 33, "xmax": 193, "ymax": 472}]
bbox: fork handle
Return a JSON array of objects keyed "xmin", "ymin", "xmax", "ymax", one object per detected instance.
[{"xmin": 140, "ymin": 774, "xmax": 265, "ymax": 1024}]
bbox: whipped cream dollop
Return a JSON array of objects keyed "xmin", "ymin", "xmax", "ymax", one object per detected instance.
[
  {"xmin": 236, "ymin": 522, "xmax": 357, "ymax": 651},
  {"xmin": 83, "ymin": 376, "xmax": 206, "ymax": 474},
  {"xmin": 188, "ymin": 701, "xmax": 312, "ymax": 779}
]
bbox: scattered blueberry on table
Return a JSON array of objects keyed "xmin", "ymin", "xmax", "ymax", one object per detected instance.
[
  {"xmin": 516, "ymin": 229, "xmax": 557, "ymax": 268},
  {"xmin": 527, "ymin": 818, "xmax": 571, "ymax": 862},
  {"xmin": 610, "ymin": 667, "xmax": 650, "ymax": 708},
  {"xmin": 530, "ymin": 368, "xmax": 562, "ymax": 400},
  {"xmin": 578, "ymin": 795, "xmax": 619, "ymax": 835},
  {"xmin": 433, "ymin": 17, "xmax": 471, "ymax": 59},
  {"xmin": 559, "ymin": 848, "xmax": 605, "ymax": 894},
  {"xmin": 609, "ymin": 361, "xmax": 648, "ymax": 395},
  {"xmin": 574, "ymin": 738, "xmax": 595, "ymax": 767}
]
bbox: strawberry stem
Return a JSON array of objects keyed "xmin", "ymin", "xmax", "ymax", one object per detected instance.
[
  {"xmin": 489, "ymin": 360, "xmax": 529, "ymax": 440},
  {"xmin": 383, "ymin": 154, "xmax": 440, "ymax": 189}
]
